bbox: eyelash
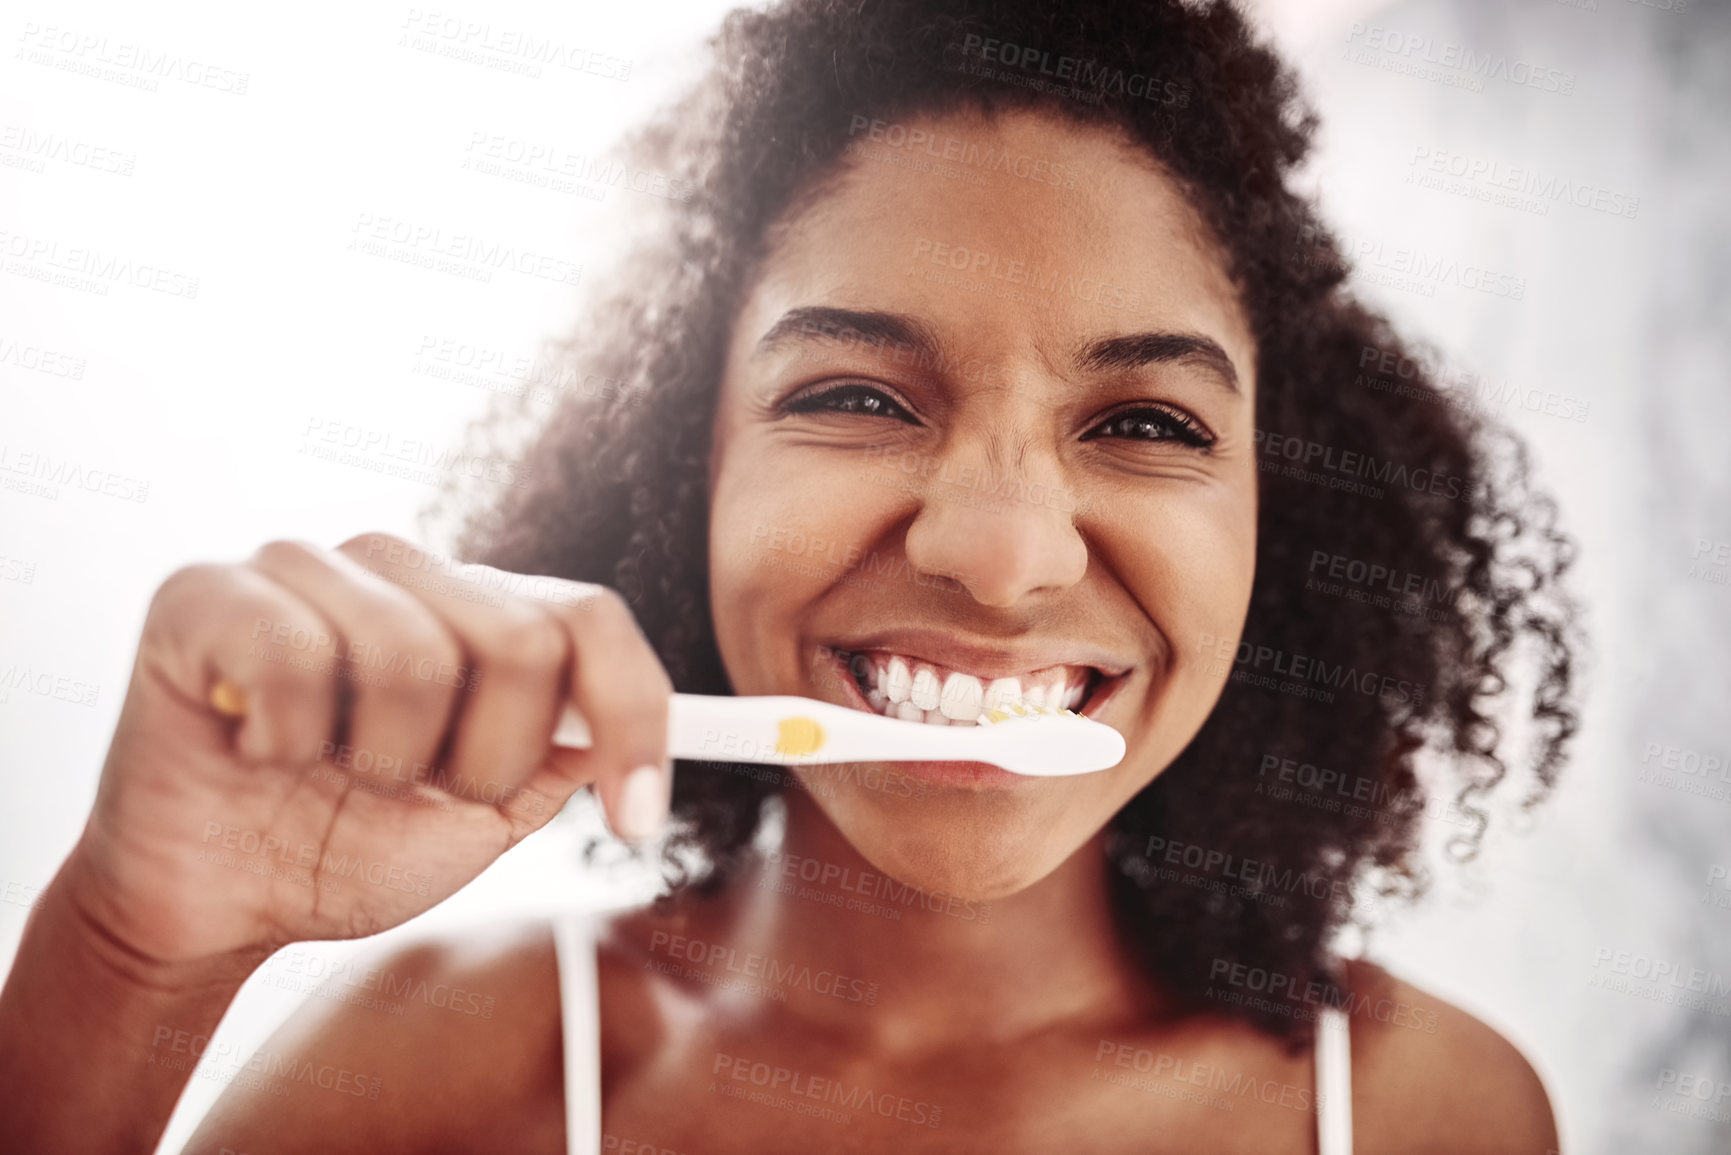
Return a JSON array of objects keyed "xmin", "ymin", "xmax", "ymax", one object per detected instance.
[
  {"xmin": 781, "ymin": 383, "xmax": 1216, "ymax": 450},
  {"xmin": 781, "ymin": 383, "xmax": 918, "ymax": 423},
  {"xmin": 1079, "ymin": 405, "xmax": 1216, "ymax": 450}
]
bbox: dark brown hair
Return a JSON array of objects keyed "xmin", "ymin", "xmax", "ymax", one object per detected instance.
[{"xmin": 454, "ymin": 0, "xmax": 1579, "ymax": 1044}]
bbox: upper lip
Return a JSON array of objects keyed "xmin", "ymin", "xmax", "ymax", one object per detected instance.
[{"xmin": 829, "ymin": 629, "xmax": 1135, "ymax": 681}]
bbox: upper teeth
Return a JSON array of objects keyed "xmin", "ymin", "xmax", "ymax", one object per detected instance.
[
  {"xmin": 855, "ymin": 652, "xmax": 1090, "ymax": 726},
  {"xmin": 910, "ymin": 667, "xmax": 941, "ymax": 711},
  {"xmin": 939, "ymin": 672, "xmax": 980, "ymax": 720}
]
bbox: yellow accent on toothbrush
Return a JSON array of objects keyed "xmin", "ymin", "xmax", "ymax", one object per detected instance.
[{"xmin": 775, "ymin": 716, "xmax": 825, "ymax": 756}]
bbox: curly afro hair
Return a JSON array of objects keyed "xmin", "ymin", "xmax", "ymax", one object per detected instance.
[{"xmin": 454, "ymin": 0, "xmax": 1579, "ymax": 1045}]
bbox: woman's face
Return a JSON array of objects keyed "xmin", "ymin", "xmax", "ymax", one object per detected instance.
[{"xmin": 707, "ymin": 107, "xmax": 1258, "ymax": 901}]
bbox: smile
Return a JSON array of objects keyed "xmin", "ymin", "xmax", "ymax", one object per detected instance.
[{"xmin": 834, "ymin": 648, "xmax": 1105, "ymax": 726}]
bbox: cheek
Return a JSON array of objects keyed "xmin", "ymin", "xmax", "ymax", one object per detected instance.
[
  {"xmin": 708, "ymin": 442, "xmax": 902, "ymax": 664},
  {"xmin": 1112, "ymin": 485, "xmax": 1257, "ymax": 663}
]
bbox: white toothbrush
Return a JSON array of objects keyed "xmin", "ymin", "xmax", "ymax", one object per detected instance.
[{"xmin": 552, "ymin": 693, "xmax": 1124, "ymax": 777}]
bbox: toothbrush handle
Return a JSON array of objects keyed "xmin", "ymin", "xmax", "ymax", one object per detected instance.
[
  {"xmin": 551, "ymin": 692, "xmax": 1120, "ymax": 775},
  {"xmin": 552, "ymin": 693, "xmax": 790, "ymax": 759},
  {"xmin": 554, "ymin": 693, "xmax": 938, "ymax": 764}
]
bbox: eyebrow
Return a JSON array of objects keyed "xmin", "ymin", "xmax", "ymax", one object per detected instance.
[
  {"xmin": 1077, "ymin": 331, "xmax": 1240, "ymax": 394},
  {"xmin": 754, "ymin": 305, "xmax": 1240, "ymax": 394},
  {"xmin": 755, "ymin": 306, "xmax": 943, "ymax": 362}
]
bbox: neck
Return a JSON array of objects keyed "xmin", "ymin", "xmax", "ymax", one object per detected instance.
[{"xmin": 687, "ymin": 790, "xmax": 1160, "ymax": 1054}]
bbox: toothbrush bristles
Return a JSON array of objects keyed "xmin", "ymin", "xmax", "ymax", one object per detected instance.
[{"xmin": 977, "ymin": 704, "xmax": 1079, "ymax": 724}]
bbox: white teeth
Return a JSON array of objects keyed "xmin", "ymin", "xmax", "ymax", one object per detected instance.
[
  {"xmin": 909, "ymin": 667, "xmax": 940, "ymax": 711},
  {"xmin": 983, "ymin": 677, "xmax": 1021, "ymax": 711},
  {"xmin": 885, "ymin": 657, "xmax": 912, "ymax": 704},
  {"xmin": 851, "ymin": 650, "xmax": 1097, "ymax": 726},
  {"xmin": 939, "ymin": 672, "xmax": 984, "ymax": 720}
]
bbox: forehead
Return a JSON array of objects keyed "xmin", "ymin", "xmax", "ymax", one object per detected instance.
[{"xmin": 737, "ymin": 106, "xmax": 1255, "ymax": 384}]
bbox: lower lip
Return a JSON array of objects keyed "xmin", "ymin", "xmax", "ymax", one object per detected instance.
[{"xmin": 817, "ymin": 650, "xmax": 1066, "ymax": 790}]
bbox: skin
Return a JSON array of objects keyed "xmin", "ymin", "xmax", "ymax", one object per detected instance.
[
  {"xmin": 705, "ymin": 106, "xmax": 1258, "ymax": 903},
  {"xmin": 0, "ymin": 109, "xmax": 1561, "ymax": 1155}
]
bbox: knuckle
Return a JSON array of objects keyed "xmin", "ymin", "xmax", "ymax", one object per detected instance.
[
  {"xmin": 572, "ymin": 602, "xmax": 671, "ymax": 700},
  {"xmin": 250, "ymin": 538, "xmax": 323, "ymax": 573},
  {"xmin": 336, "ymin": 530, "xmax": 408, "ymax": 563},
  {"xmin": 578, "ymin": 584, "xmax": 631, "ymax": 623},
  {"xmin": 566, "ymin": 596, "xmax": 666, "ymax": 689},
  {"xmin": 476, "ymin": 606, "xmax": 567, "ymax": 680},
  {"xmin": 564, "ymin": 586, "xmax": 653, "ymax": 651},
  {"xmin": 577, "ymin": 651, "xmax": 671, "ymax": 722},
  {"xmin": 523, "ymin": 574, "xmax": 598, "ymax": 613},
  {"xmin": 149, "ymin": 562, "xmax": 223, "ymax": 617}
]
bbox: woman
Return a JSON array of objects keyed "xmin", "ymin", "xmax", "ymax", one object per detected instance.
[{"xmin": 0, "ymin": 0, "xmax": 1578, "ymax": 1151}]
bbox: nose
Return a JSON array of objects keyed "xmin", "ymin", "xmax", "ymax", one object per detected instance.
[{"xmin": 901, "ymin": 445, "xmax": 1088, "ymax": 607}]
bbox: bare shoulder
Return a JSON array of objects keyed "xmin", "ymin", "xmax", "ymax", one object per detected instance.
[
  {"xmin": 1344, "ymin": 959, "xmax": 1560, "ymax": 1155},
  {"xmin": 184, "ymin": 918, "xmax": 567, "ymax": 1155}
]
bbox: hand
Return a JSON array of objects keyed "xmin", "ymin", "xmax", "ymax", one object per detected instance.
[{"xmin": 63, "ymin": 532, "xmax": 674, "ymax": 968}]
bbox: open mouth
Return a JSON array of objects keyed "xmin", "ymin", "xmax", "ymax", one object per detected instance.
[{"xmin": 832, "ymin": 648, "xmax": 1110, "ymax": 726}]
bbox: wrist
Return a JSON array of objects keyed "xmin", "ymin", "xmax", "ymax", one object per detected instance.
[
  {"xmin": 0, "ymin": 852, "xmax": 267, "ymax": 1154},
  {"xmin": 52, "ymin": 841, "xmax": 274, "ymax": 996}
]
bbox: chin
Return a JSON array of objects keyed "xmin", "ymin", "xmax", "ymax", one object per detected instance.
[{"xmin": 813, "ymin": 791, "xmax": 1082, "ymax": 903}]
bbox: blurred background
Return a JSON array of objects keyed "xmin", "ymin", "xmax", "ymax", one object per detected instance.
[{"xmin": 2, "ymin": 0, "xmax": 1727, "ymax": 1150}]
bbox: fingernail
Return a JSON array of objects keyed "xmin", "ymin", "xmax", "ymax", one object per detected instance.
[{"xmin": 616, "ymin": 764, "xmax": 668, "ymax": 842}]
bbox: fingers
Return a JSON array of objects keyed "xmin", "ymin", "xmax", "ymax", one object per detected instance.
[
  {"xmin": 141, "ymin": 563, "xmax": 339, "ymax": 767},
  {"xmin": 151, "ymin": 532, "xmax": 676, "ymax": 842},
  {"xmin": 247, "ymin": 541, "xmax": 464, "ymax": 783},
  {"xmin": 333, "ymin": 535, "xmax": 572, "ymax": 804},
  {"xmin": 334, "ymin": 534, "xmax": 674, "ymax": 842},
  {"xmin": 542, "ymin": 584, "xmax": 674, "ymax": 842}
]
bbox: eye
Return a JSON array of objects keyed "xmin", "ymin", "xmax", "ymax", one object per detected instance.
[
  {"xmin": 1081, "ymin": 404, "xmax": 1215, "ymax": 450},
  {"xmin": 780, "ymin": 382, "xmax": 920, "ymax": 424}
]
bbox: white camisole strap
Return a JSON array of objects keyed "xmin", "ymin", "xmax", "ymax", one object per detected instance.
[
  {"xmin": 551, "ymin": 912, "xmax": 602, "ymax": 1155},
  {"xmin": 1315, "ymin": 1005, "xmax": 1354, "ymax": 1155}
]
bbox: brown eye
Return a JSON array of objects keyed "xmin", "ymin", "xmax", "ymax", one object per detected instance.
[
  {"xmin": 783, "ymin": 383, "xmax": 919, "ymax": 424},
  {"xmin": 1082, "ymin": 405, "xmax": 1215, "ymax": 449}
]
